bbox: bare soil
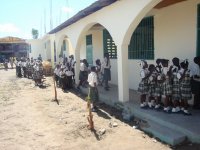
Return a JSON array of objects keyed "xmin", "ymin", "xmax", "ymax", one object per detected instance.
[{"xmin": 0, "ymin": 68, "xmax": 197, "ymax": 150}]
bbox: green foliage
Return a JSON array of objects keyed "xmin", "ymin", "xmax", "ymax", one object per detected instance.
[{"xmin": 31, "ymin": 28, "xmax": 39, "ymax": 39}]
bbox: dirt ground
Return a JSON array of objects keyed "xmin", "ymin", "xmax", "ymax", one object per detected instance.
[{"xmin": 0, "ymin": 68, "xmax": 198, "ymax": 150}]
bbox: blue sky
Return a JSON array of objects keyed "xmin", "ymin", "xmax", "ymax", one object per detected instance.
[{"xmin": 0, "ymin": 0, "xmax": 96, "ymax": 39}]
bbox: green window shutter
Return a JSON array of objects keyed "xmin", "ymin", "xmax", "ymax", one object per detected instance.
[
  {"xmin": 128, "ymin": 16, "xmax": 154, "ymax": 60},
  {"xmin": 86, "ymin": 34, "xmax": 93, "ymax": 65},
  {"xmin": 103, "ymin": 29, "xmax": 117, "ymax": 59},
  {"xmin": 197, "ymin": 4, "xmax": 200, "ymax": 56},
  {"xmin": 86, "ymin": 34, "xmax": 92, "ymax": 45}
]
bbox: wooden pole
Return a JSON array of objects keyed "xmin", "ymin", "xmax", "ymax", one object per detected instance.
[
  {"xmin": 53, "ymin": 76, "xmax": 59, "ymax": 105},
  {"xmin": 87, "ymin": 99, "xmax": 94, "ymax": 130}
]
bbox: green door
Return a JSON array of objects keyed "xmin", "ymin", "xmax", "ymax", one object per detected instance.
[
  {"xmin": 86, "ymin": 35, "xmax": 93, "ymax": 65},
  {"xmin": 197, "ymin": 4, "xmax": 200, "ymax": 56}
]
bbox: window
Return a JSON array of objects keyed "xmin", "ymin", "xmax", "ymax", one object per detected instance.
[
  {"xmin": 86, "ymin": 34, "xmax": 93, "ymax": 65},
  {"xmin": 197, "ymin": 4, "xmax": 200, "ymax": 56},
  {"xmin": 128, "ymin": 16, "xmax": 154, "ymax": 60},
  {"xmin": 103, "ymin": 29, "xmax": 117, "ymax": 59}
]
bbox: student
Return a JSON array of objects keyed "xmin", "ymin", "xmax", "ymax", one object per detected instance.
[
  {"xmin": 54, "ymin": 64, "xmax": 61, "ymax": 87},
  {"xmin": 95, "ymin": 59, "xmax": 102, "ymax": 85},
  {"xmin": 10, "ymin": 57, "xmax": 14, "ymax": 69},
  {"xmin": 189, "ymin": 56, "xmax": 200, "ymax": 109},
  {"xmin": 154, "ymin": 59, "xmax": 163, "ymax": 109},
  {"xmin": 77, "ymin": 59, "xmax": 88, "ymax": 89},
  {"xmin": 35, "ymin": 61, "xmax": 44, "ymax": 87},
  {"xmin": 178, "ymin": 60, "xmax": 192, "ymax": 115},
  {"xmin": 69, "ymin": 55, "xmax": 76, "ymax": 84},
  {"xmin": 60, "ymin": 66, "xmax": 66, "ymax": 91},
  {"xmin": 26, "ymin": 58, "xmax": 32, "ymax": 79},
  {"xmin": 161, "ymin": 59, "xmax": 172, "ymax": 113},
  {"xmin": 171, "ymin": 57, "xmax": 181, "ymax": 113},
  {"xmin": 65, "ymin": 62, "xmax": 74, "ymax": 89},
  {"xmin": 138, "ymin": 60, "xmax": 149, "ymax": 108},
  {"xmin": 16, "ymin": 58, "xmax": 22, "ymax": 78},
  {"xmin": 87, "ymin": 66, "xmax": 99, "ymax": 111},
  {"xmin": 101, "ymin": 53, "xmax": 111, "ymax": 91},
  {"xmin": 148, "ymin": 64, "xmax": 156, "ymax": 108}
]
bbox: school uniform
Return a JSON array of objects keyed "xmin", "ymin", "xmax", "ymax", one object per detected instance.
[
  {"xmin": 87, "ymin": 71, "xmax": 98, "ymax": 103},
  {"xmin": 79, "ymin": 62, "xmax": 88, "ymax": 82},
  {"xmin": 65, "ymin": 66, "xmax": 74, "ymax": 89},
  {"xmin": 171, "ymin": 66, "xmax": 181, "ymax": 101},
  {"xmin": 96, "ymin": 64, "xmax": 102, "ymax": 84},
  {"xmin": 138, "ymin": 68, "xmax": 149, "ymax": 95},
  {"xmin": 102, "ymin": 57, "xmax": 111, "ymax": 89},
  {"xmin": 69, "ymin": 58, "xmax": 76, "ymax": 81},
  {"xmin": 178, "ymin": 69, "xmax": 192, "ymax": 100},
  {"xmin": 189, "ymin": 62, "xmax": 200, "ymax": 108},
  {"xmin": 60, "ymin": 69, "xmax": 66, "ymax": 90},
  {"xmin": 16, "ymin": 61, "xmax": 22, "ymax": 77},
  {"xmin": 162, "ymin": 67, "xmax": 172, "ymax": 96},
  {"xmin": 148, "ymin": 71, "xmax": 156, "ymax": 97}
]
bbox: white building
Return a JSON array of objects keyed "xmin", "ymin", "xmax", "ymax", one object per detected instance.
[{"xmin": 30, "ymin": 0, "xmax": 200, "ymax": 103}]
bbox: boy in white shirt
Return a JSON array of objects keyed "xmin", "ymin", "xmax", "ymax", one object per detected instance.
[
  {"xmin": 54, "ymin": 64, "xmax": 61, "ymax": 87},
  {"xmin": 87, "ymin": 66, "xmax": 98, "ymax": 111}
]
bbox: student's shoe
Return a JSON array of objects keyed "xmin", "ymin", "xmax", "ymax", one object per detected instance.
[
  {"xmin": 140, "ymin": 103, "xmax": 147, "ymax": 109},
  {"xmin": 148, "ymin": 102, "xmax": 152, "ymax": 108},
  {"xmin": 164, "ymin": 107, "xmax": 171, "ymax": 113},
  {"xmin": 171, "ymin": 108, "xmax": 177, "ymax": 113},
  {"xmin": 183, "ymin": 110, "xmax": 192, "ymax": 116},
  {"xmin": 155, "ymin": 104, "xmax": 160, "ymax": 109},
  {"xmin": 175, "ymin": 107, "xmax": 181, "ymax": 112}
]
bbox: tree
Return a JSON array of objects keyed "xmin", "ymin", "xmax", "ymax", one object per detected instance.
[{"xmin": 31, "ymin": 28, "xmax": 39, "ymax": 39}]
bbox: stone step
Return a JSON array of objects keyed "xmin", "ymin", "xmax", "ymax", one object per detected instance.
[{"xmin": 141, "ymin": 120, "xmax": 186, "ymax": 146}]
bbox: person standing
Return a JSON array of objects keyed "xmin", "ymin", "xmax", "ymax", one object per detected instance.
[
  {"xmin": 101, "ymin": 53, "xmax": 111, "ymax": 91},
  {"xmin": 189, "ymin": 56, "xmax": 200, "ymax": 109},
  {"xmin": 10, "ymin": 57, "xmax": 14, "ymax": 69},
  {"xmin": 87, "ymin": 66, "xmax": 99, "ymax": 111}
]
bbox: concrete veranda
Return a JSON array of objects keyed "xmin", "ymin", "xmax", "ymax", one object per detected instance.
[{"xmin": 80, "ymin": 84, "xmax": 200, "ymax": 145}]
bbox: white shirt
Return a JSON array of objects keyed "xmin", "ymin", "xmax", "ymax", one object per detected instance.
[
  {"xmin": 64, "ymin": 66, "xmax": 74, "ymax": 76},
  {"xmin": 189, "ymin": 62, "xmax": 200, "ymax": 77},
  {"xmin": 80, "ymin": 62, "xmax": 86, "ymax": 71},
  {"xmin": 101, "ymin": 57, "xmax": 111, "ymax": 70},
  {"xmin": 88, "ymin": 72, "xmax": 98, "ymax": 87},
  {"xmin": 69, "ymin": 58, "xmax": 76, "ymax": 68},
  {"xmin": 54, "ymin": 68, "xmax": 60, "ymax": 76},
  {"xmin": 140, "ymin": 68, "xmax": 149, "ymax": 79}
]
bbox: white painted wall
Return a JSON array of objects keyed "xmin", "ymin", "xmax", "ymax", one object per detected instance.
[
  {"xmin": 27, "ymin": 39, "xmax": 46, "ymax": 60},
  {"xmin": 79, "ymin": 28, "xmax": 118, "ymax": 84}
]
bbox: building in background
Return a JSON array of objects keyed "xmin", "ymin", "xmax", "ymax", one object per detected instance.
[{"xmin": 0, "ymin": 36, "xmax": 30, "ymax": 61}]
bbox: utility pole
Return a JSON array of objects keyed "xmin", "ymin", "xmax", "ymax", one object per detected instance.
[{"xmin": 50, "ymin": 0, "xmax": 53, "ymax": 30}]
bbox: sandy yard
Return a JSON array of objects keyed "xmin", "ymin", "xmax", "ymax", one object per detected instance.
[{"xmin": 0, "ymin": 69, "xmax": 173, "ymax": 150}]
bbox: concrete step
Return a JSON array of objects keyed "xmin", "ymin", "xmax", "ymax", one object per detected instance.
[
  {"xmin": 141, "ymin": 120, "xmax": 186, "ymax": 146},
  {"xmin": 128, "ymin": 105, "xmax": 200, "ymax": 144}
]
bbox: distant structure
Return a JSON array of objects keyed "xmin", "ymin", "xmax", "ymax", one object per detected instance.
[{"xmin": 0, "ymin": 36, "xmax": 30, "ymax": 59}]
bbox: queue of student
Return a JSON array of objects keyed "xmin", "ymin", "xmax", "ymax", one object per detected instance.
[{"xmin": 138, "ymin": 56, "xmax": 200, "ymax": 115}]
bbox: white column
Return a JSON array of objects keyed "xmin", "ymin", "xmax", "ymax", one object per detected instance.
[
  {"xmin": 117, "ymin": 44, "xmax": 129, "ymax": 103},
  {"xmin": 74, "ymin": 49, "xmax": 80, "ymax": 85}
]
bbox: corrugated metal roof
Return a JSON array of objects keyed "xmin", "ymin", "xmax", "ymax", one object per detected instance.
[{"xmin": 49, "ymin": 0, "xmax": 117, "ymax": 34}]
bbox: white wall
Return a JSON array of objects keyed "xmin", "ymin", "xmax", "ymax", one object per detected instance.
[
  {"xmin": 79, "ymin": 28, "xmax": 118, "ymax": 84},
  {"xmin": 128, "ymin": 0, "xmax": 200, "ymax": 90},
  {"xmin": 27, "ymin": 39, "xmax": 46, "ymax": 60}
]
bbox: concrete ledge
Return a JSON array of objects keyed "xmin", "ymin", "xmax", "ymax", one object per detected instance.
[{"xmin": 141, "ymin": 121, "xmax": 186, "ymax": 146}]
